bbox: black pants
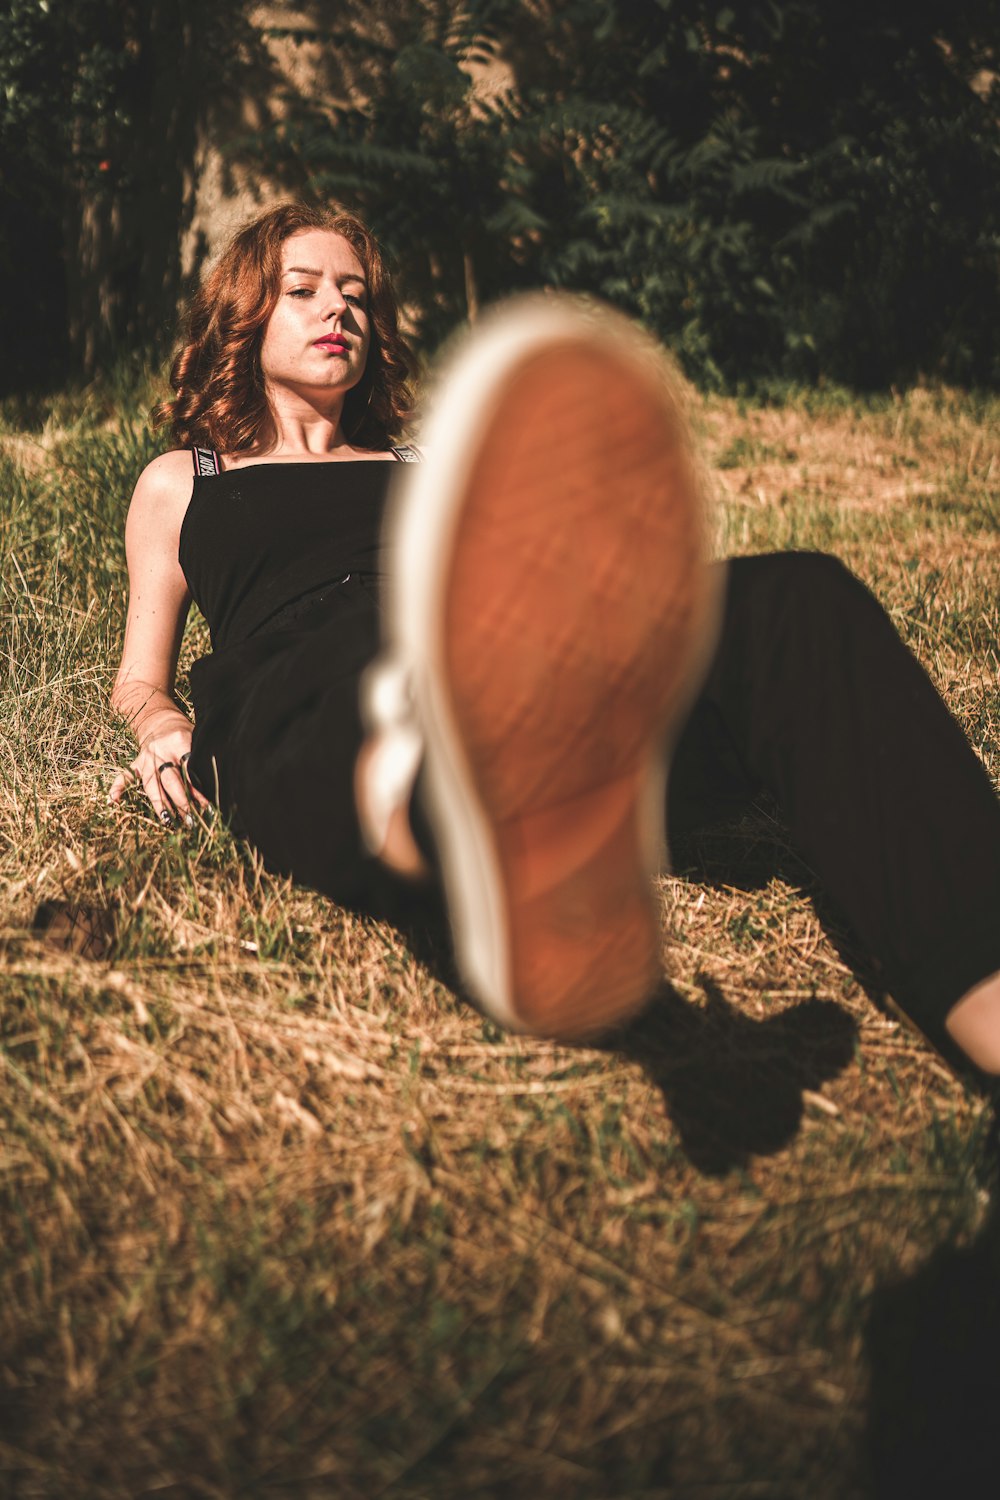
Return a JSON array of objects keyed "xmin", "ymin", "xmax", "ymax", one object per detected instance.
[
  {"xmin": 666, "ymin": 552, "xmax": 1000, "ymax": 1044},
  {"xmin": 201, "ymin": 551, "xmax": 1000, "ymax": 1045}
]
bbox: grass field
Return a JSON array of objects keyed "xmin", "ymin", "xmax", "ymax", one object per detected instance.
[{"xmin": 1, "ymin": 375, "xmax": 998, "ymax": 1498}]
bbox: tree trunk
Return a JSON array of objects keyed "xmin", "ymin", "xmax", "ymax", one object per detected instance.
[{"xmin": 63, "ymin": 0, "xmax": 276, "ymax": 376}]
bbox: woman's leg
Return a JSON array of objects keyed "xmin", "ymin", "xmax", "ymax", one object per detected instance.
[
  {"xmin": 942, "ymin": 972, "xmax": 1000, "ymax": 1072},
  {"xmin": 667, "ymin": 551, "xmax": 1000, "ymax": 1065}
]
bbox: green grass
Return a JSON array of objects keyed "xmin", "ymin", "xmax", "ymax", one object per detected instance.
[{"xmin": 1, "ymin": 376, "xmax": 998, "ymax": 1498}]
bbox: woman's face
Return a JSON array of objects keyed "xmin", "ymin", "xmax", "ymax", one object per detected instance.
[{"xmin": 259, "ymin": 229, "xmax": 372, "ymax": 404}]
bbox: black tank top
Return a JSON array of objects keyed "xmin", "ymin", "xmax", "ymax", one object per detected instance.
[{"xmin": 178, "ymin": 459, "xmax": 400, "ymax": 650}]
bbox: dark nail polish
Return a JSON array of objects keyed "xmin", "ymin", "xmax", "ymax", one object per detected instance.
[{"xmin": 160, "ymin": 811, "xmax": 172, "ymax": 824}]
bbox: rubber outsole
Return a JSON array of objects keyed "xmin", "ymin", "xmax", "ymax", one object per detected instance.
[{"xmin": 384, "ymin": 297, "xmax": 720, "ymax": 1038}]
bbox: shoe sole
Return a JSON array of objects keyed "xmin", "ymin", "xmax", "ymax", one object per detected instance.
[{"xmin": 385, "ymin": 296, "xmax": 722, "ymax": 1038}]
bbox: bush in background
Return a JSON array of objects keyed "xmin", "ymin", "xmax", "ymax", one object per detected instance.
[
  {"xmin": 257, "ymin": 0, "xmax": 1000, "ymax": 388},
  {"xmin": 3, "ymin": 0, "xmax": 997, "ymax": 391}
]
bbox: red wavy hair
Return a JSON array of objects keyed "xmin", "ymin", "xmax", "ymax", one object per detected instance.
[{"xmin": 153, "ymin": 203, "xmax": 414, "ymax": 453}]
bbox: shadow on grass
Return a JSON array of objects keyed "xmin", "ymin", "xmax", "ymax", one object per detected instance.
[
  {"xmin": 864, "ymin": 1116, "xmax": 1000, "ymax": 1498},
  {"xmin": 388, "ymin": 813, "xmax": 862, "ymax": 1177},
  {"xmin": 391, "ymin": 896, "xmax": 859, "ymax": 1179},
  {"xmin": 616, "ymin": 977, "xmax": 858, "ymax": 1175}
]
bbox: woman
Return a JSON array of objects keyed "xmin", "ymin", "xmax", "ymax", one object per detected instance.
[{"xmin": 110, "ymin": 201, "xmax": 1000, "ymax": 1071}]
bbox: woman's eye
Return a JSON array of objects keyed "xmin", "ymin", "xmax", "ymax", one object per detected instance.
[{"xmin": 288, "ymin": 287, "xmax": 314, "ymax": 298}]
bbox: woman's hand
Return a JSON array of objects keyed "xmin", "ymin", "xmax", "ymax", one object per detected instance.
[{"xmin": 109, "ymin": 708, "xmax": 211, "ymax": 825}]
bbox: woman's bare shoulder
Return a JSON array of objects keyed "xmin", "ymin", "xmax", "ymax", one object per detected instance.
[
  {"xmin": 130, "ymin": 449, "xmax": 196, "ymax": 506},
  {"xmin": 125, "ymin": 451, "xmax": 196, "ymax": 558},
  {"xmin": 132, "ymin": 447, "xmax": 194, "ymax": 495}
]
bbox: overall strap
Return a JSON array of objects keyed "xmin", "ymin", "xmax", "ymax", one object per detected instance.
[
  {"xmin": 390, "ymin": 443, "xmax": 421, "ymax": 463},
  {"xmin": 192, "ymin": 446, "xmax": 222, "ymax": 477}
]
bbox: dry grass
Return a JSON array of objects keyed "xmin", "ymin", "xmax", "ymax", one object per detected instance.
[{"xmin": 1, "ymin": 378, "xmax": 998, "ymax": 1498}]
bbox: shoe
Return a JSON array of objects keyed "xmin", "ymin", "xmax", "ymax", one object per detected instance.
[{"xmin": 365, "ymin": 294, "xmax": 722, "ymax": 1039}]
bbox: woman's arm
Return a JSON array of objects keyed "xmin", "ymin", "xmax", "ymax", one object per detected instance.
[{"xmin": 109, "ymin": 451, "xmax": 210, "ymax": 823}]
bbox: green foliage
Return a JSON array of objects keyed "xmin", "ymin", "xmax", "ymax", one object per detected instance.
[
  {"xmin": 3, "ymin": 0, "xmax": 998, "ymax": 388},
  {"xmin": 255, "ymin": 0, "xmax": 1000, "ymax": 387}
]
